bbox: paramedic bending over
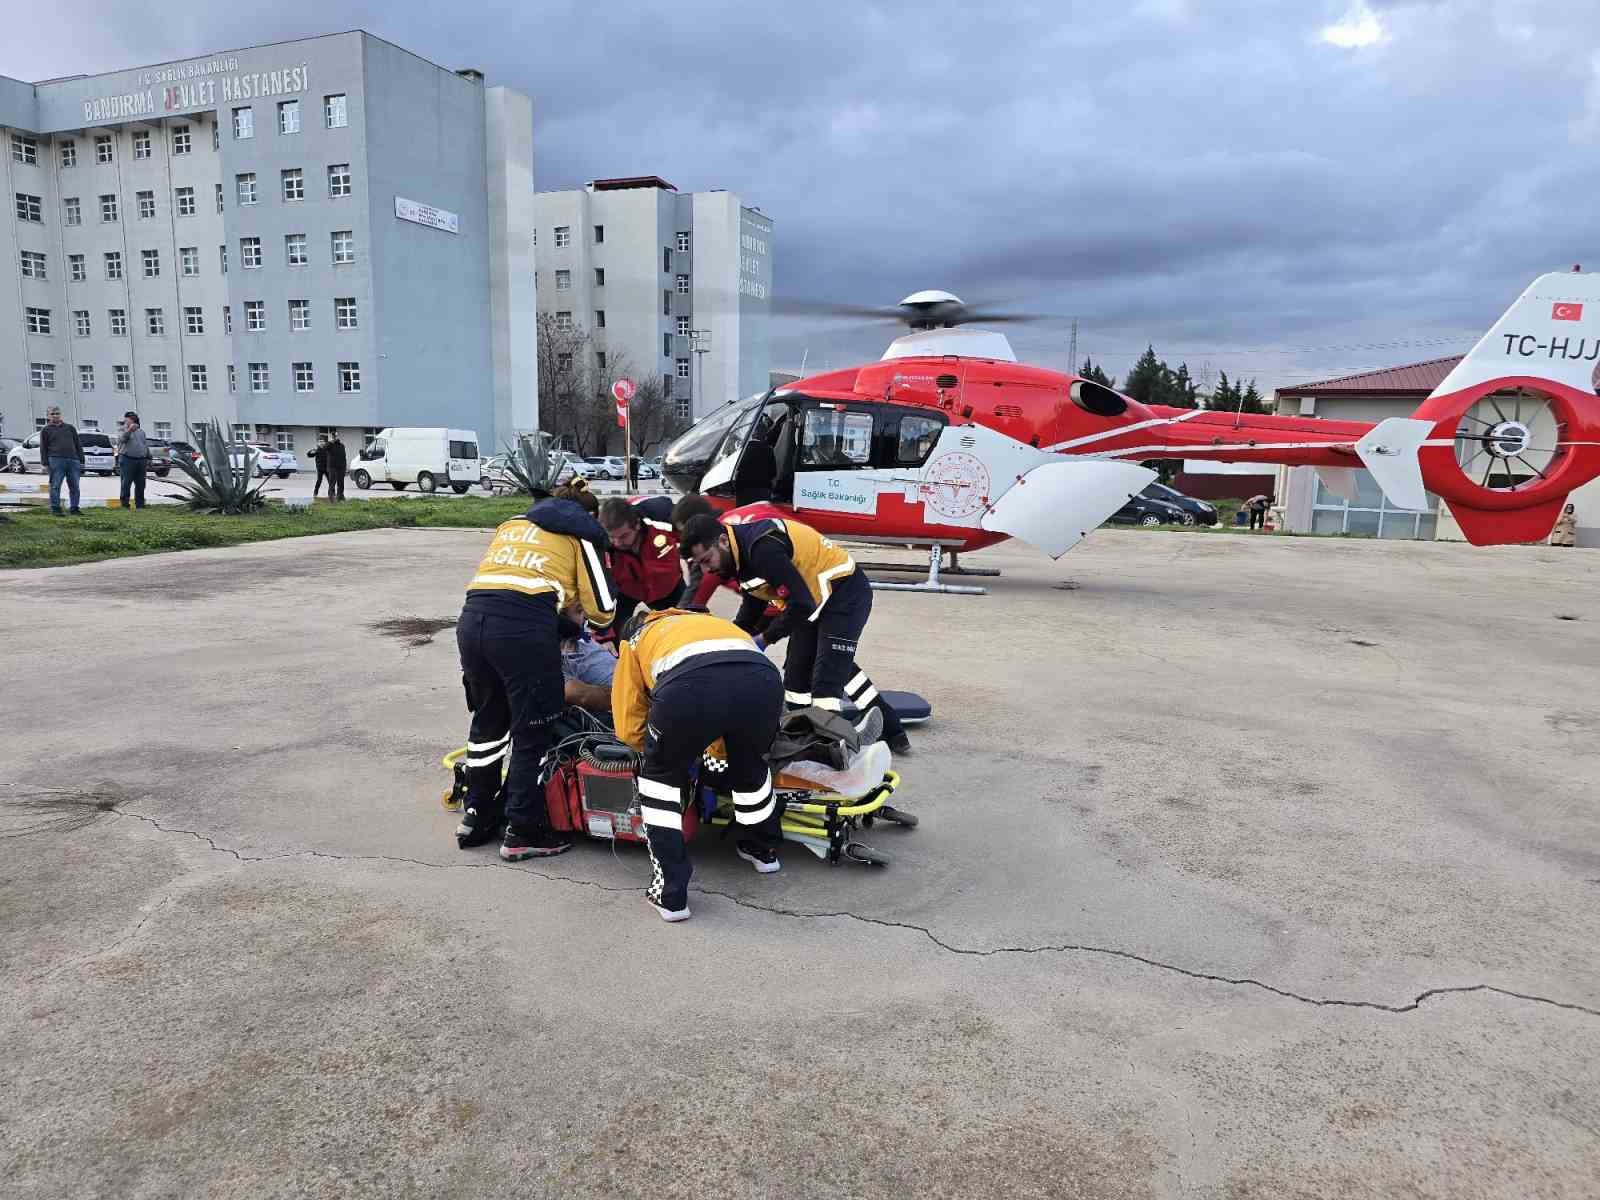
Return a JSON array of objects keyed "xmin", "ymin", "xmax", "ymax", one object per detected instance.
[{"xmin": 612, "ymin": 609, "xmax": 786, "ymax": 923}]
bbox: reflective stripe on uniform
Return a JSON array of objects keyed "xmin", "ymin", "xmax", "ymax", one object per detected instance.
[
  {"xmin": 465, "ymin": 744, "xmax": 510, "ymax": 768},
  {"xmin": 640, "ymin": 804, "xmax": 683, "ymax": 831},
  {"xmin": 784, "ymin": 690, "xmax": 813, "ymax": 706},
  {"xmin": 578, "ymin": 538, "xmax": 615, "ymax": 612},
  {"xmin": 809, "ymin": 557, "xmax": 856, "ymax": 620},
  {"xmin": 651, "ymin": 637, "xmax": 759, "ymax": 680},
  {"xmin": 467, "ymin": 733, "xmax": 511, "ymax": 752},
  {"xmin": 469, "ymin": 574, "xmax": 565, "ymax": 604},
  {"xmin": 637, "ymin": 776, "xmax": 682, "ymax": 805},
  {"xmin": 734, "ymin": 773, "xmax": 775, "ymax": 825},
  {"xmin": 813, "ymin": 696, "xmax": 844, "ymax": 712}
]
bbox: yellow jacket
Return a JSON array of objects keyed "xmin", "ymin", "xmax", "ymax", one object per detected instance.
[
  {"xmin": 611, "ymin": 609, "xmax": 775, "ymax": 749},
  {"xmin": 726, "ymin": 518, "xmax": 856, "ymax": 623},
  {"xmin": 467, "ymin": 516, "xmax": 616, "ymax": 630}
]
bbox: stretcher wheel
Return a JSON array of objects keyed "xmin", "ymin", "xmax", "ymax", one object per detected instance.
[{"xmin": 843, "ymin": 842, "xmax": 890, "ymax": 867}]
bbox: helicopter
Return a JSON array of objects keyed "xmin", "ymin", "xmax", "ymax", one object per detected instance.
[{"xmin": 661, "ymin": 275, "xmax": 1600, "ymax": 591}]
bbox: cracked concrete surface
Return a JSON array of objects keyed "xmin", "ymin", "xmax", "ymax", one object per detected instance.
[{"xmin": 2, "ymin": 529, "xmax": 1597, "ymax": 1199}]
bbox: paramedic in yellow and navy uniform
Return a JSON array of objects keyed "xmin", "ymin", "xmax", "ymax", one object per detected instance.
[
  {"xmin": 456, "ymin": 497, "xmax": 616, "ymax": 860},
  {"xmin": 678, "ymin": 513, "xmax": 911, "ymax": 755},
  {"xmin": 612, "ymin": 609, "xmax": 785, "ymax": 923}
]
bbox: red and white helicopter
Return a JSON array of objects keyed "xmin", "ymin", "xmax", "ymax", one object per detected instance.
[{"xmin": 662, "ymin": 273, "xmax": 1600, "ymax": 590}]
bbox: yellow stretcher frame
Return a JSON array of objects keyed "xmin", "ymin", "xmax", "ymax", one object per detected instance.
[{"xmin": 440, "ymin": 746, "xmax": 905, "ymax": 867}]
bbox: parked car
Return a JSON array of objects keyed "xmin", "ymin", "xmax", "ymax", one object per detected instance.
[
  {"xmin": 582, "ymin": 456, "xmax": 622, "ymax": 480},
  {"xmin": 5, "ymin": 430, "xmax": 113, "ymax": 475},
  {"xmin": 553, "ymin": 454, "xmax": 592, "ymax": 482},
  {"xmin": 1107, "ymin": 493, "xmax": 1192, "ymax": 527},
  {"xmin": 1141, "ymin": 482, "xmax": 1216, "ymax": 525},
  {"xmin": 167, "ymin": 440, "xmax": 200, "ymax": 466},
  {"xmin": 79, "ymin": 432, "xmax": 116, "ymax": 475},
  {"xmin": 226, "ymin": 443, "xmax": 299, "ymax": 479},
  {"xmin": 349, "ymin": 427, "xmax": 482, "ymax": 494},
  {"xmin": 636, "ymin": 458, "xmax": 660, "ymax": 479}
]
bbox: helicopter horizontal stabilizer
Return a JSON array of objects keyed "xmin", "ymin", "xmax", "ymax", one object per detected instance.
[
  {"xmin": 981, "ymin": 459, "xmax": 1156, "ymax": 558},
  {"xmin": 1354, "ymin": 418, "xmax": 1433, "ymax": 512}
]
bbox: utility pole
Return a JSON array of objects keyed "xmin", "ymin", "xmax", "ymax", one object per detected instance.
[
  {"xmin": 1067, "ymin": 319, "xmax": 1079, "ymax": 375},
  {"xmin": 690, "ymin": 329, "xmax": 712, "ymax": 421}
]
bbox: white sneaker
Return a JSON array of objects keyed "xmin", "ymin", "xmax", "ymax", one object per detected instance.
[{"xmin": 652, "ymin": 901, "xmax": 691, "ymax": 923}]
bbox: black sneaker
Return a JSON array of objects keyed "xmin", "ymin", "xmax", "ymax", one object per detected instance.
[
  {"xmin": 455, "ymin": 806, "xmax": 503, "ymax": 849},
  {"xmin": 736, "ymin": 840, "xmax": 781, "ymax": 874},
  {"xmin": 887, "ymin": 732, "xmax": 912, "ymax": 755},
  {"xmin": 500, "ymin": 827, "xmax": 574, "ymax": 860}
]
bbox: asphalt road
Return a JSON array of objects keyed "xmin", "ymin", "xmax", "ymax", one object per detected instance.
[{"xmin": 2, "ymin": 530, "xmax": 1596, "ymax": 1198}]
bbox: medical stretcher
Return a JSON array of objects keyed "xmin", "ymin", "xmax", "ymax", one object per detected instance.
[{"xmin": 441, "ymin": 728, "xmax": 913, "ymax": 867}]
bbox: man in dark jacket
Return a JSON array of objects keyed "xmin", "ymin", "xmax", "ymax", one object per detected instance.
[
  {"xmin": 117, "ymin": 411, "xmax": 151, "ymax": 509},
  {"xmin": 40, "ymin": 406, "xmax": 84, "ymax": 516},
  {"xmin": 311, "ymin": 435, "xmax": 330, "ymax": 498},
  {"xmin": 325, "ymin": 434, "xmax": 348, "ymax": 501}
]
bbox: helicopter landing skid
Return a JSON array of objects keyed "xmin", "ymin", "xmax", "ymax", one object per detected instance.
[{"xmin": 867, "ymin": 544, "xmax": 990, "ymax": 595}]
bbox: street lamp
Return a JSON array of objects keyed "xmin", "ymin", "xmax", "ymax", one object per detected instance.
[{"xmin": 689, "ymin": 329, "xmax": 711, "ymax": 422}]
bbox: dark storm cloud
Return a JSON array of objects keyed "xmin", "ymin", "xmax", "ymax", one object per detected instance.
[{"xmin": 10, "ymin": 0, "xmax": 1598, "ymax": 388}]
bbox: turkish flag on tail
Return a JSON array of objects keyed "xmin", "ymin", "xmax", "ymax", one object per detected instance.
[{"xmin": 1552, "ymin": 302, "xmax": 1583, "ymax": 321}]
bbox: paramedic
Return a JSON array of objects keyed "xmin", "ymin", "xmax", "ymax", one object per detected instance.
[
  {"xmin": 678, "ymin": 513, "xmax": 911, "ymax": 755},
  {"xmin": 597, "ymin": 496, "xmax": 685, "ymax": 632},
  {"xmin": 455, "ymin": 497, "xmax": 617, "ymax": 860},
  {"xmin": 612, "ymin": 609, "xmax": 786, "ymax": 922}
]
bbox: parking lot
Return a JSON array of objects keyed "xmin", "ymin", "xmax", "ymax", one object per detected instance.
[
  {"xmin": 0, "ymin": 467, "xmax": 667, "ymax": 507},
  {"xmin": 2, "ymin": 529, "xmax": 1597, "ymax": 1198}
]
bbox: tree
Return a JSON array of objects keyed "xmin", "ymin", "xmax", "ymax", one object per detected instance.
[
  {"xmin": 1240, "ymin": 380, "xmax": 1268, "ymax": 415},
  {"xmin": 536, "ymin": 312, "xmax": 595, "ymax": 452},
  {"xmin": 622, "ymin": 376, "xmax": 691, "ymax": 456},
  {"xmin": 1167, "ymin": 361, "xmax": 1199, "ymax": 409},
  {"xmin": 1078, "ymin": 357, "xmax": 1116, "ymax": 389},
  {"xmin": 1208, "ymin": 370, "xmax": 1239, "ymax": 413},
  {"xmin": 1122, "ymin": 346, "xmax": 1167, "ymax": 407}
]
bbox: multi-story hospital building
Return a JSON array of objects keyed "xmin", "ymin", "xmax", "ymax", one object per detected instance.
[{"xmin": 0, "ymin": 32, "xmax": 535, "ymax": 454}]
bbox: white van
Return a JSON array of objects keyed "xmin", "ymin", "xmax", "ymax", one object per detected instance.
[{"xmin": 347, "ymin": 428, "xmax": 482, "ymax": 494}]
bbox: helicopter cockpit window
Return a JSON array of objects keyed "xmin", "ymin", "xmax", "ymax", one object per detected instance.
[
  {"xmin": 799, "ymin": 407, "xmax": 874, "ymax": 468},
  {"xmin": 702, "ymin": 396, "xmax": 766, "ymax": 478},
  {"xmin": 895, "ymin": 414, "xmax": 945, "ymax": 465}
]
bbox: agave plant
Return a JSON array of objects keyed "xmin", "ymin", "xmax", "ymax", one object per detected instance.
[
  {"xmin": 498, "ymin": 431, "xmax": 558, "ymax": 496},
  {"xmin": 165, "ymin": 418, "xmax": 275, "ymax": 514}
]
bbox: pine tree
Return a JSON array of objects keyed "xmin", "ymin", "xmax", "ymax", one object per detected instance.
[
  {"xmin": 1241, "ymin": 380, "xmax": 1267, "ymax": 415},
  {"xmin": 1167, "ymin": 362, "xmax": 1199, "ymax": 409},
  {"xmin": 1208, "ymin": 370, "xmax": 1238, "ymax": 412},
  {"xmin": 1078, "ymin": 357, "xmax": 1116, "ymax": 389},
  {"xmin": 1122, "ymin": 346, "xmax": 1167, "ymax": 406}
]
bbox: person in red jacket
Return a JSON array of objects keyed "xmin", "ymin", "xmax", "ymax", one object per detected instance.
[{"xmin": 598, "ymin": 496, "xmax": 686, "ymax": 632}]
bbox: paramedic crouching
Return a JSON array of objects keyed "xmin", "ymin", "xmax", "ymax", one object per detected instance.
[
  {"xmin": 678, "ymin": 513, "xmax": 910, "ymax": 754},
  {"xmin": 612, "ymin": 609, "xmax": 786, "ymax": 922},
  {"xmin": 455, "ymin": 497, "xmax": 616, "ymax": 859}
]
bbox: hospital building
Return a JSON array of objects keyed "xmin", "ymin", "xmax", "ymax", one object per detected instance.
[{"xmin": 1, "ymin": 32, "xmax": 535, "ymax": 453}]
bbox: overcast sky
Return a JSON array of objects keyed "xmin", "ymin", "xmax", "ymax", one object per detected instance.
[{"xmin": 8, "ymin": 0, "xmax": 1599, "ymax": 392}]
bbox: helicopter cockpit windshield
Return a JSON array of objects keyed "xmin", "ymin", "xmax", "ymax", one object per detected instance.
[{"xmin": 660, "ymin": 393, "xmax": 765, "ymax": 493}]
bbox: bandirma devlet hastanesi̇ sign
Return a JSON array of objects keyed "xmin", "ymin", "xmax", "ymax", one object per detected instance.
[{"xmin": 394, "ymin": 197, "xmax": 460, "ymax": 235}]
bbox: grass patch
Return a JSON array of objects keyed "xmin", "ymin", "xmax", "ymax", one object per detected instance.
[{"xmin": 0, "ymin": 496, "xmax": 534, "ymax": 569}]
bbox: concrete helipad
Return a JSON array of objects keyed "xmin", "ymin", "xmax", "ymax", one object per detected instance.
[{"xmin": 1, "ymin": 529, "xmax": 1596, "ymax": 1199}]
